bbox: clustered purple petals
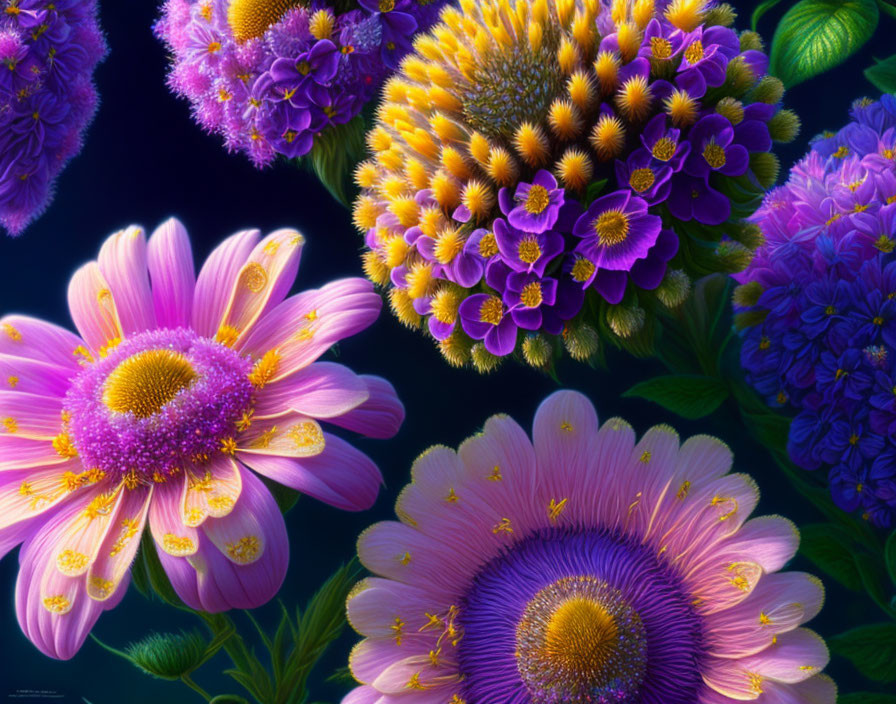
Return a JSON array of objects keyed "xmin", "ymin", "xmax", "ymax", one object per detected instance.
[
  {"xmin": 737, "ymin": 95, "xmax": 896, "ymax": 528},
  {"xmin": 0, "ymin": 0, "xmax": 106, "ymax": 236},
  {"xmin": 154, "ymin": 0, "xmax": 446, "ymax": 167}
]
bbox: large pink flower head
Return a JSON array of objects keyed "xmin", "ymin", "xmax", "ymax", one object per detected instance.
[
  {"xmin": 345, "ymin": 391, "xmax": 833, "ymax": 704},
  {"xmin": 0, "ymin": 219, "xmax": 404, "ymax": 659}
]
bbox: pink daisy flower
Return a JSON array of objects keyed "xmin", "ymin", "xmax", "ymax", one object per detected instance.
[
  {"xmin": 0, "ymin": 218, "xmax": 404, "ymax": 660},
  {"xmin": 345, "ymin": 390, "xmax": 834, "ymax": 704}
]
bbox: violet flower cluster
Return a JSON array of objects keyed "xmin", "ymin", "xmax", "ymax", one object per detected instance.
[
  {"xmin": 0, "ymin": 0, "xmax": 106, "ymax": 236},
  {"xmin": 735, "ymin": 95, "xmax": 896, "ymax": 528},
  {"xmin": 154, "ymin": 0, "xmax": 447, "ymax": 168},
  {"xmin": 355, "ymin": 0, "xmax": 796, "ymax": 372}
]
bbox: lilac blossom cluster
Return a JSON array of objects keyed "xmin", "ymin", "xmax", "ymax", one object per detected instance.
[
  {"xmin": 0, "ymin": 0, "xmax": 106, "ymax": 236},
  {"xmin": 154, "ymin": 0, "xmax": 446, "ymax": 168},
  {"xmin": 736, "ymin": 95, "xmax": 896, "ymax": 528}
]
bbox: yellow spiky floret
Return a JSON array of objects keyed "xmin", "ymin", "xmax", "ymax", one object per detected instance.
[
  {"xmin": 590, "ymin": 114, "xmax": 625, "ymax": 160},
  {"xmin": 556, "ymin": 148, "xmax": 594, "ymax": 191},
  {"xmin": 389, "ymin": 289, "xmax": 421, "ymax": 328},
  {"xmin": 616, "ymin": 75, "xmax": 653, "ymax": 121},
  {"xmin": 514, "ymin": 122, "xmax": 550, "ymax": 166},
  {"xmin": 665, "ymin": 88, "xmax": 699, "ymax": 127},
  {"xmin": 461, "ymin": 180, "xmax": 495, "ymax": 221},
  {"xmin": 352, "ymin": 196, "xmax": 380, "ymax": 232},
  {"xmin": 567, "ymin": 70, "xmax": 596, "ymax": 111},
  {"xmin": 593, "ymin": 50, "xmax": 619, "ymax": 92},
  {"xmin": 665, "ymin": 0, "xmax": 706, "ymax": 31},
  {"xmin": 362, "ymin": 251, "xmax": 391, "ymax": 286},
  {"xmin": 548, "ymin": 99, "xmax": 583, "ymax": 140}
]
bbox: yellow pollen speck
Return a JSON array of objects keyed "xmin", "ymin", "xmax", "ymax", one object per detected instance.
[
  {"xmin": 249, "ymin": 349, "xmax": 281, "ymax": 388},
  {"xmin": 488, "ymin": 465, "xmax": 502, "ymax": 481},
  {"xmin": 3, "ymin": 416, "xmax": 17, "ymax": 433},
  {"xmin": 492, "ymin": 517, "xmax": 513, "ymax": 534},
  {"xmin": 399, "ymin": 551, "xmax": 412, "ymax": 565},
  {"xmin": 240, "ymin": 262, "xmax": 268, "ymax": 293},
  {"xmin": 548, "ymin": 497, "xmax": 568, "ymax": 522},
  {"xmin": 53, "ymin": 432, "xmax": 78, "ymax": 458},
  {"xmin": 445, "ymin": 487, "xmax": 459, "ymax": 502},
  {"xmin": 103, "ymin": 350, "xmax": 196, "ymax": 418},
  {"xmin": 684, "ymin": 39, "xmax": 704, "ymax": 64},
  {"xmin": 833, "ymin": 146, "xmax": 849, "ymax": 159},
  {"xmin": 3, "ymin": 323, "xmax": 22, "ymax": 341},
  {"xmin": 640, "ymin": 451, "xmax": 651, "ymax": 463},
  {"xmin": 220, "ymin": 436, "xmax": 238, "ymax": 455},
  {"xmin": 7, "ymin": 375, "xmax": 18, "ymax": 387},
  {"xmin": 42, "ymin": 595, "xmax": 71, "ymax": 614}
]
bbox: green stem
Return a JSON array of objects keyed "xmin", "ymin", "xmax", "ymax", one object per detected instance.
[
  {"xmin": 181, "ymin": 673, "xmax": 212, "ymax": 702},
  {"xmin": 197, "ymin": 612, "xmax": 254, "ymax": 675}
]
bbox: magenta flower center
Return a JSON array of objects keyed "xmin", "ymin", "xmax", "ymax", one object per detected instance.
[{"xmin": 64, "ymin": 328, "xmax": 254, "ymax": 483}]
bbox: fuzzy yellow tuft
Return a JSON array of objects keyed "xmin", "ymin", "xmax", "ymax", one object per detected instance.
[
  {"xmin": 461, "ymin": 180, "xmax": 494, "ymax": 220},
  {"xmin": 406, "ymin": 262, "xmax": 436, "ymax": 299},
  {"xmin": 715, "ymin": 97, "xmax": 744, "ymax": 125},
  {"xmin": 567, "ymin": 70, "xmax": 596, "ymax": 112},
  {"xmin": 590, "ymin": 114, "xmax": 625, "ymax": 160},
  {"xmin": 615, "ymin": 22, "xmax": 641, "ymax": 62},
  {"xmin": 665, "ymin": 88, "xmax": 699, "ymax": 127},
  {"xmin": 419, "ymin": 206, "xmax": 446, "ymax": 237},
  {"xmin": 593, "ymin": 51, "xmax": 619, "ymax": 92},
  {"xmin": 557, "ymin": 38, "xmax": 580, "ymax": 74},
  {"xmin": 228, "ymin": 0, "xmax": 301, "ymax": 42},
  {"xmin": 389, "ymin": 195, "xmax": 419, "ymax": 227},
  {"xmin": 362, "ymin": 251, "xmax": 391, "ymax": 286},
  {"xmin": 430, "ymin": 286, "xmax": 465, "ymax": 324},
  {"xmin": 438, "ymin": 331, "xmax": 472, "ymax": 367},
  {"xmin": 352, "ymin": 196, "xmax": 381, "ymax": 231},
  {"xmin": 664, "ymin": 0, "xmax": 705, "ymax": 31},
  {"xmin": 430, "ymin": 169, "xmax": 461, "ymax": 209},
  {"xmin": 434, "ymin": 227, "xmax": 466, "ymax": 264},
  {"xmin": 616, "ymin": 75, "xmax": 653, "ymax": 121},
  {"xmin": 632, "ymin": 0, "xmax": 655, "ymax": 28},
  {"xmin": 384, "ymin": 234, "xmax": 411, "ymax": 268},
  {"xmin": 389, "ymin": 288, "xmax": 421, "ymax": 328},
  {"xmin": 441, "ymin": 145, "xmax": 472, "ymax": 180},
  {"xmin": 309, "ymin": 9, "xmax": 334, "ymax": 39},
  {"xmin": 405, "ymin": 158, "xmax": 430, "ymax": 191},
  {"xmin": 514, "ymin": 122, "xmax": 550, "ymax": 166},
  {"xmin": 355, "ymin": 161, "xmax": 380, "ymax": 189},
  {"xmin": 469, "ymin": 132, "xmax": 491, "ymax": 164},
  {"xmin": 487, "ymin": 146, "xmax": 519, "ymax": 186},
  {"xmin": 548, "ymin": 99, "xmax": 584, "ymax": 140},
  {"xmin": 556, "ymin": 148, "xmax": 593, "ymax": 191}
]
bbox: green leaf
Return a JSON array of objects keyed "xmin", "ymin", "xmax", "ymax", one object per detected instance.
[
  {"xmin": 136, "ymin": 533, "xmax": 188, "ymax": 609},
  {"xmin": 830, "ymin": 623, "xmax": 896, "ymax": 682},
  {"xmin": 886, "ymin": 530, "xmax": 896, "ymax": 585},
  {"xmin": 582, "ymin": 179, "xmax": 608, "ymax": 206},
  {"xmin": 258, "ymin": 473, "xmax": 301, "ymax": 514},
  {"xmin": 769, "ymin": 0, "xmax": 879, "ymax": 88},
  {"xmin": 878, "ymin": 0, "xmax": 896, "ymax": 19},
  {"xmin": 623, "ymin": 374, "xmax": 729, "ymax": 419},
  {"xmin": 840, "ymin": 695, "xmax": 896, "ymax": 704},
  {"xmin": 866, "ymin": 54, "xmax": 896, "ymax": 93},
  {"xmin": 305, "ymin": 116, "xmax": 367, "ymax": 207},
  {"xmin": 752, "ymin": 0, "xmax": 788, "ymax": 30},
  {"xmin": 798, "ymin": 523, "xmax": 864, "ymax": 591}
]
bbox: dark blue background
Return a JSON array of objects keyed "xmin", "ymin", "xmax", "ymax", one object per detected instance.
[{"xmin": 0, "ymin": 0, "xmax": 892, "ymax": 701}]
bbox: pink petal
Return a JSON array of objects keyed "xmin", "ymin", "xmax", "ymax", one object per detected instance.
[
  {"xmin": 87, "ymin": 485, "xmax": 153, "ymax": 600},
  {"xmin": 216, "ymin": 229, "xmax": 304, "ymax": 345},
  {"xmin": 192, "ymin": 229, "xmax": 260, "ymax": 337},
  {"xmin": 239, "ymin": 278, "xmax": 381, "ymax": 381},
  {"xmin": 0, "ymin": 391, "xmax": 64, "ymax": 439},
  {"xmin": 253, "ymin": 362, "xmax": 370, "ymax": 419},
  {"xmin": 325, "ymin": 375, "xmax": 405, "ymax": 439},
  {"xmin": 739, "ymin": 628, "xmax": 829, "ymax": 684},
  {"xmin": 341, "ymin": 685, "xmax": 383, "ymax": 704},
  {"xmin": 182, "ymin": 455, "xmax": 243, "ymax": 527},
  {"xmin": 201, "ymin": 464, "xmax": 271, "ymax": 565},
  {"xmin": 149, "ymin": 475, "xmax": 199, "ymax": 557},
  {"xmin": 239, "ymin": 431, "xmax": 382, "ymax": 511},
  {"xmin": 238, "ymin": 413, "xmax": 326, "ymax": 458},
  {"xmin": 147, "ymin": 218, "xmax": 195, "ymax": 329},
  {"xmin": 166, "ymin": 468, "xmax": 287, "ymax": 612},
  {"xmin": 758, "ymin": 675, "xmax": 837, "ymax": 704},
  {"xmin": 346, "ymin": 577, "xmax": 445, "ymax": 638},
  {"xmin": 0, "ymin": 315, "xmax": 86, "ymax": 370},
  {"xmin": 97, "ymin": 226, "xmax": 157, "ymax": 335},
  {"xmin": 625, "ymin": 424, "xmax": 681, "ymax": 539},
  {"xmin": 0, "ymin": 463, "xmax": 86, "ymax": 533},
  {"xmin": 51, "ymin": 482, "xmax": 123, "ymax": 578},
  {"xmin": 0, "ymin": 354, "xmax": 74, "ymax": 397},
  {"xmin": 67, "ymin": 262, "xmax": 124, "ymax": 354},
  {"xmin": 0, "ymin": 435, "xmax": 68, "ymax": 470}
]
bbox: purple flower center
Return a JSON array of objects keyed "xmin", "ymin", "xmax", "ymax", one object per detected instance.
[
  {"xmin": 64, "ymin": 328, "xmax": 254, "ymax": 482},
  {"xmin": 456, "ymin": 528, "xmax": 705, "ymax": 704}
]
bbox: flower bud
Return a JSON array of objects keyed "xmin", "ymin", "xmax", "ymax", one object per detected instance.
[
  {"xmin": 733, "ymin": 281, "xmax": 764, "ymax": 308},
  {"xmin": 655, "ymin": 269, "xmax": 691, "ymax": 308},
  {"xmin": 522, "ymin": 334, "xmax": 554, "ymax": 368},
  {"xmin": 126, "ymin": 631, "xmax": 208, "ymax": 680},
  {"xmin": 749, "ymin": 76, "xmax": 785, "ymax": 105},
  {"xmin": 750, "ymin": 151, "xmax": 780, "ymax": 189},
  {"xmin": 562, "ymin": 323, "xmax": 600, "ymax": 360},
  {"xmin": 438, "ymin": 331, "xmax": 472, "ymax": 367},
  {"xmin": 607, "ymin": 305, "xmax": 646, "ymax": 338},
  {"xmin": 471, "ymin": 343, "xmax": 502, "ymax": 373},
  {"xmin": 768, "ymin": 109, "xmax": 800, "ymax": 143},
  {"xmin": 715, "ymin": 239, "xmax": 754, "ymax": 273}
]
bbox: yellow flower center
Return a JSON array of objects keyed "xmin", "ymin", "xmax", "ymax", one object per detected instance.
[
  {"xmin": 571, "ymin": 257, "xmax": 595, "ymax": 282},
  {"xmin": 628, "ymin": 168, "xmax": 655, "ymax": 193},
  {"xmin": 227, "ymin": 0, "xmax": 302, "ymax": 42},
  {"xmin": 518, "ymin": 237, "xmax": 542, "ymax": 264},
  {"xmin": 520, "ymin": 282, "xmax": 543, "ymax": 308},
  {"xmin": 543, "ymin": 598, "xmax": 618, "ymax": 675},
  {"xmin": 478, "ymin": 232, "xmax": 499, "ymax": 258},
  {"xmin": 652, "ymin": 138, "xmax": 676, "ymax": 161},
  {"xmin": 379, "ymin": 0, "xmax": 395, "ymax": 9},
  {"xmin": 103, "ymin": 350, "xmax": 196, "ymax": 418},
  {"xmin": 684, "ymin": 39, "xmax": 704, "ymax": 64},
  {"xmin": 478, "ymin": 296, "xmax": 504, "ymax": 325},
  {"xmin": 702, "ymin": 141, "xmax": 726, "ymax": 169},
  {"xmin": 833, "ymin": 146, "xmax": 849, "ymax": 159},
  {"xmin": 297, "ymin": 59, "xmax": 311, "ymax": 75},
  {"xmin": 524, "ymin": 185, "xmax": 551, "ymax": 214},
  {"xmin": 650, "ymin": 37, "xmax": 672, "ymax": 60},
  {"xmin": 594, "ymin": 211, "xmax": 630, "ymax": 247},
  {"xmin": 875, "ymin": 235, "xmax": 895, "ymax": 253}
]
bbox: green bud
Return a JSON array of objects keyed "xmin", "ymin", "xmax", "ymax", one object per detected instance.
[
  {"xmin": 715, "ymin": 97, "xmax": 744, "ymax": 125},
  {"xmin": 725, "ymin": 57, "xmax": 756, "ymax": 97},
  {"xmin": 715, "ymin": 240, "xmax": 754, "ymax": 273},
  {"xmin": 733, "ymin": 281, "xmax": 764, "ymax": 308},
  {"xmin": 734, "ymin": 308, "xmax": 769, "ymax": 331},
  {"xmin": 606, "ymin": 305, "xmax": 646, "ymax": 339},
  {"xmin": 522, "ymin": 334, "xmax": 553, "ymax": 368},
  {"xmin": 738, "ymin": 30, "xmax": 763, "ymax": 52},
  {"xmin": 471, "ymin": 342, "xmax": 501, "ymax": 373},
  {"xmin": 749, "ymin": 76, "xmax": 785, "ymax": 105},
  {"xmin": 125, "ymin": 631, "xmax": 208, "ymax": 680},
  {"xmin": 768, "ymin": 109, "xmax": 800, "ymax": 143},
  {"xmin": 562, "ymin": 323, "xmax": 600, "ymax": 361},
  {"xmin": 704, "ymin": 3, "xmax": 736, "ymax": 26},
  {"xmin": 729, "ymin": 222, "xmax": 766, "ymax": 251},
  {"xmin": 750, "ymin": 151, "xmax": 780, "ymax": 189},
  {"xmin": 655, "ymin": 269, "xmax": 691, "ymax": 308}
]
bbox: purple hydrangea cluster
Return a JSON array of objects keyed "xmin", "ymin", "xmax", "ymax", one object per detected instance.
[
  {"xmin": 736, "ymin": 95, "xmax": 896, "ymax": 528},
  {"xmin": 355, "ymin": 0, "xmax": 795, "ymax": 371},
  {"xmin": 0, "ymin": 0, "xmax": 106, "ymax": 236},
  {"xmin": 154, "ymin": 0, "xmax": 447, "ymax": 168}
]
